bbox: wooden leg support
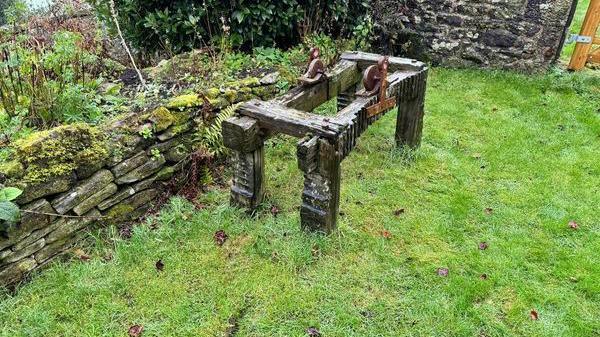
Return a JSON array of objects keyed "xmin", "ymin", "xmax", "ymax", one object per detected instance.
[
  {"xmin": 223, "ymin": 116, "xmax": 265, "ymax": 209},
  {"xmin": 230, "ymin": 147, "xmax": 264, "ymax": 209},
  {"xmin": 395, "ymin": 69, "xmax": 428, "ymax": 148},
  {"xmin": 297, "ymin": 136, "xmax": 341, "ymax": 233}
]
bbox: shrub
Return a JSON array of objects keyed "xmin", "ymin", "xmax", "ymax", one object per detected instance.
[
  {"xmin": 0, "ymin": 0, "xmax": 17, "ymax": 26},
  {"xmin": 90, "ymin": 0, "xmax": 370, "ymax": 57}
]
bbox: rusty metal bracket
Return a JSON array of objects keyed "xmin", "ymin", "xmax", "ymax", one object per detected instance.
[
  {"xmin": 299, "ymin": 47, "xmax": 325, "ymax": 85},
  {"xmin": 356, "ymin": 56, "xmax": 397, "ymax": 117}
]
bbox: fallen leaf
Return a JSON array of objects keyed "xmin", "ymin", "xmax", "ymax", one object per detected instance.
[
  {"xmin": 270, "ymin": 205, "xmax": 280, "ymax": 216},
  {"xmin": 119, "ymin": 225, "xmax": 133, "ymax": 239},
  {"xmin": 394, "ymin": 208, "xmax": 405, "ymax": 216},
  {"xmin": 155, "ymin": 259, "xmax": 164, "ymax": 272},
  {"xmin": 73, "ymin": 248, "xmax": 91, "ymax": 261},
  {"xmin": 307, "ymin": 327, "xmax": 321, "ymax": 337},
  {"xmin": 214, "ymin": 230, "xmax": 228, "ymax": 246},
  {"xmin": 480, "ymin": 273, "xmax": 488, "ymax": 280},
  {"xmin": 568, "ymin": 220, "xmax": 578, "ymax": 229},
  {"xmin": 530, "ymin": 309, "xmax": 539, "ymax": 320},
  {"xmin": 484, "ymin": 207, "xmax": 493, "ymax": 215},
  {"xmin": 128, "ymin": 324, "xmax": 144, "ymax": 337},
  {"xmin": 437, "ymin": 268, "xmax": 449, "ymax": 277},
  {"xmin": 381, "ymin": 230, "xmax": 392, "ymax": 239},
  {"xmin": 479, "ymin": 242, "xmax": 488, "ymax": 250}
]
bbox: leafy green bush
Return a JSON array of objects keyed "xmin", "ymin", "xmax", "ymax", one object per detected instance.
[
  {"xmin": 90, "ymin": 0, "xmax": 370, "ymax": 56},
  {"xmin": 0, "ymin": 187, "xmax": 21, "ymax": 232},
  {"xmin": 0, "ymin": 0, "xmax": 16, "ymax": 26}
]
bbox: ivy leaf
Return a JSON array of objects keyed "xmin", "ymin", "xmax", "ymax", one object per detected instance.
[
  {"xmin": 0, "ymin": 187, "xmax": 22, "ymax": 202},
  {"xmin": 0, "ymin": 201, "xmax": 20, "ymax": 223}
]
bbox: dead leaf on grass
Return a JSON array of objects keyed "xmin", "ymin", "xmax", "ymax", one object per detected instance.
[
  {"xmin": 155, "ymin": 259, "xmax": 164, "ymax": 272},
  {"xmin": 393, "ymin": 208, "xmax": 405, "ymax": 216},
  {"xmin": 530, "ymin": 309, "xmax": 539, "ymax": 320},
  {"xmin": 484, "ymin": 207, "xmax": 493, "ymax": 215},
  {"xmin": 568, "ymin": 220, "xmax": 579, "ymax": 229},
  {"xmin": 307, "ymin": 327, "xmax": 321, "ymax": 337},
  {"xmin": 128, "ymin": 324, "xmax": 144, "ymax": 337},
  {"xmin": 214, "ymin": 230, "xmax": 228, "ymax": 246}
]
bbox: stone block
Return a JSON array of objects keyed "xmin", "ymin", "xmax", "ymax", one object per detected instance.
[
  {"xmin": 2, "ymin": 238, "xmax": 45, "ymax": 264},
  {"xmin": 73, "ymin": 183, "xmax": 118, "ymax": 215},
  {"xmin": 111, "ymin": 151, "xmax": 148, "ymax": 177},
  {"xmin": 51, "ymin": 170, "xmax": 114, "ymax": 214},
  {"xmin": 45, "ymin": 209, "xmax": 101, "ymax": 244},
  {"xmin": 0, "ymin": 258, "xmax": 37, "ymax": 285},
  {"xmin": 0, "ymin": 199, "xmax": 56, "ymax": 251},
  {"xmin": 115, "ymin": 156, "xmax": 165, "ymax": 185},
  {"xmin": 17, "ymin": 173, "xmax": 76, "ymax": 205},
  {"xmin": 97, "ymin": 187, "xmax": 136, "ymax": 210}
]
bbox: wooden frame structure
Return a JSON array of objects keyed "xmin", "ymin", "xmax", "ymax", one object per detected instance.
[
  {"xmin": 568, "ymin": 0, "xmax": 600, "ymax": 70},
  {"xmin": 222, "ymin": 51, "xmax": 428, "ymax": 233}
]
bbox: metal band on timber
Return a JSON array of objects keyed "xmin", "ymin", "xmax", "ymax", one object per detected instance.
[{"xmin": 222, "ymin": 51, "xmax": 428, "ymax": 233}]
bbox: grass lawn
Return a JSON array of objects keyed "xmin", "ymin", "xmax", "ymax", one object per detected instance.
[{"xmin": 1, "ymin": 66, "xmax": 599, "ymax": 336}]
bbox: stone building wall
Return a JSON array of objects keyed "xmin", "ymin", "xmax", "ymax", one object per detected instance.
[
  {"xmin": 0, "ymin": 74, "xmax": 280, "ymax": 286},
  {"xmin": 372, "ymin": 0, "xmax": 578, "ymax": 71}
]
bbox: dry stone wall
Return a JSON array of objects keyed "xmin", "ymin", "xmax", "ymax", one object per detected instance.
[
  {"xmin": 372, "ymin": 0, "xmax": 578, "ymax": 71},
  {"xmin": 0, "ymin": 73, "xmax": 280, "ymax": 286}
]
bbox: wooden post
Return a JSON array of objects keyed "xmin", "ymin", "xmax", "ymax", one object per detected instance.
[
  {"xmin": 222, "ymin": 116, "xmax": 265, "ymax": 209},
  {"xmin": 297, "ymin": 137, "xmax": 341, "ymax": 233},
  {"xmin": 395, "ymin": 69, "xmax": 428, "ymax": 148},
  {"xmin": 568, "ymin": 0, "xmax": 600, "ymax": 70}
]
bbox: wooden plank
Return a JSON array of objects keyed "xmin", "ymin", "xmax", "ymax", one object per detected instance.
[
  {"xmin": 341, "ymin": 51, "xmax": 427, "ymax": 72},
  {"xmin": 277, "ymin": 60, "xmax": 360, "ymax": 111},
  {"xmin": 568, "ymin": 0, "xmax": 600, "ymax": 70},
  {"xmin": 239, "ymin": 99, "xmax": 346, "ymax": 139}
]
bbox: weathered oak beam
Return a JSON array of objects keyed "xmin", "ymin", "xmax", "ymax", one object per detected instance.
[
  {"xmin": 277, "ymin": 60, "xmax": 360, "ymax": 112},
  {"xmin": 222, "ymin": 116, "xmax": 262, "ymax": 153},
  {"xmin": 238, "ymin": 100, "xmax": 346, "ymax": 139},
  {"xmin": 341, "ymin": 51, "xmax": 427, "ymax": 72}
]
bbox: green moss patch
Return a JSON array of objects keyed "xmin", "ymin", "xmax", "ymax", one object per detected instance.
[{"xmin": 14, "ymin": 123, "xmax": 109, "ymax": 184}]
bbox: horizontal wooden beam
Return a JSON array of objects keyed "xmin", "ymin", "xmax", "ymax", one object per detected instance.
[
  {"xmin": 340, "ymin": 51, "xmax": 427, "ymax": 72},
  {"xmin": 238, "ymin": 100, "xmax": 346, "ymax": 139},
  {"xmin": 277, "ymin": 60, "xmax": 360, "ymax": 112}
]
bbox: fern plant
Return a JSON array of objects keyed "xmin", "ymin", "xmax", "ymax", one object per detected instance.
[{"xmin": 197, "ymin": 103, "xmax": 239, "ymax": 157}]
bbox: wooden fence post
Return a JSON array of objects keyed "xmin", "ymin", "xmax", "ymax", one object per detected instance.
[{"xmin": 568, "ymin": 0, "xmax": 600, "ymax": 70}]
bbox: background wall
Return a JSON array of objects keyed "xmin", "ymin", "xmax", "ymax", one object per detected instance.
[{"xmin": 372, "ymin": 0, "xmax": 579, "ymax": 71}]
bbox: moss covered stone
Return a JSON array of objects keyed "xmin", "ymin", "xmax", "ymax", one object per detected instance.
[
  {"xmin": 223, "ymin": 89, "xmax": 238, "ymax": 103},
  {"xmin": 166, "ymin": 94, "xmax": 202, "ymax": 110},
  {"xmin": 252, "ymin": 85, "xmax": 279, "ymax": 100},
  {"xmin": 204, "ymin": 88, "xmax": 221, "ymax": 100},
  {"xmin": 149, "ymin": 107, "xmax": 177, "ymax": 132},
  {"xmin": 0, "ymin": 160, "xmax": 24, "ymax": 180},
  {"xmin": 14, "ymin": 123, "xmax": 109, "ymax": 185}
]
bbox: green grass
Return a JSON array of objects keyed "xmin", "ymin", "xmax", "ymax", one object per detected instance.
[
  {"xmin": 560, "ymin": 0, "xmax": 591, "ymax": 60},
  {"xmin": 1, "ymin": 67, "xmax": 599, "ymax": 337}
]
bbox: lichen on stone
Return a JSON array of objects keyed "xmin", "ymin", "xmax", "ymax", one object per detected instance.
[{"xmin": 166, "ymin": 94, "xmax": 202, "ymax": 110}]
